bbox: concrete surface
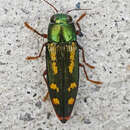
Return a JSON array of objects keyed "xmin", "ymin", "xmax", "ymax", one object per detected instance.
[{"xmin": 0, "ymin": 0, "xmax": 130, "ymax": 130}]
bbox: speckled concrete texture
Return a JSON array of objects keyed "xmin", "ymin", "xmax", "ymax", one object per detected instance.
[{"xmin": 0, "ymin": 0, "xmax": 130, "ymax": 130}]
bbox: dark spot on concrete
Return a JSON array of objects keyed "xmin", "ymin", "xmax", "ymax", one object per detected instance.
[
  {"xmin": 126, "ymin": 48, "xmax": 130, "ymax": 54},
  {"xmin": 17, "ymin": 45, "xmax": 21, "ymax": 48},
  {"xmin": 84, "ymin": 97, "xmax": 87, "ymax": 103},
  {"xmin": 35, "ymin": 101, "xmax": 42, "ymax": 109},
  {"xmin": 8, "ymin": 43, "xmax": 12, "ymax": 45},
  {"xmin": 114, "ymin": 20, "xmax": 118, "ymax": 27},
  {"xmin": 47, "ymin": 112, "xmax": 51, "ymax": 119},
  {"xmin": 122, "ymin": 17, "xmax": 125, "ymax": 21},
  {"xmin": 3, "ymin": 8, "xmax": 8, "ymax": 14},
  {"xmin": 83, "ymin": 1, "xmax": 87, "ymax": 4},
  {"xmin": 37, "ymin": 128, "xmax": 43, "ymax": 130},
  {"xmin": 107, "ymin": 52, "xmax": 111, "ymax": 56},
  {"xmin": 27, "ymin": 91, "xmax": 30, "ymax": 94},
  {"xmin": 123, "ymin": 42, "xmax": 126, "ymax": 46},
  {"xmin": 43, "ymin": 122, "xmax": 46, "ymax": 124},
  {"xmin": 111, "ymin": 34, "xmax": 115, "ymax": 38},
  {"xmin": 93, "ymin": 60, "xmax": 97, "ymax": 64},
  {"xmin": 33, "ymin": 93, "xmax": 37, "ymax": 97},
  {"xmin": 76, "ymin": 2, "xmax": 80, "ymax": 9},
  {"xmin": 7, "ymin": 50, "xmax": 11, "ymax": 55},
  {"xmin": 19, "ymin": 113, "xmax": 34, "ymax": 121},
  {"xmin": 84, "ymin": 119, "xmax": 91, "ymax": 124},
  {"xmin": 121, "ymin": 62, "xmax": 125, "ymax": 65},
  {"xmin": 0, "ymin": 61, "xmax": 6, "ymax": 65},
  {"xmin": 98, "ymin": 30, "xmax": 103, "ymax": 34},
  {"xmin": 16, "ymin": 39, "xmax": 20, "ymax": 42},
  {"xmin": 74, "ymin": 15, "xmax": 77, "ymax": 18},
  {"xmin": 21, "ymin": 8, "xmax": 30, "ymax": 14},
  {"xmin": 117, "ymin": 48, "xmax": 121, "ymax": 51},
  {"xmin": 109, "ymin": 71, "xmax": 112, "ymax": 74}
]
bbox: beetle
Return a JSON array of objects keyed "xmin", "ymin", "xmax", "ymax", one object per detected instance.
[{"xmin": 25, "ymin": 0, "xmax": 102, "ymax": 123}]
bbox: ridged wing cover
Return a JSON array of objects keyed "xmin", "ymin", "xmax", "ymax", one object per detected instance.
[{"xmin": 46, "ymin": 41, "xmax": 79, "ymax": 119}]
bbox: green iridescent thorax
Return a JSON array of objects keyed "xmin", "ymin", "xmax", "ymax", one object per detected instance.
[{"xmin": 48, "ymin": 14, "xmax": 77, "ymax": 43}]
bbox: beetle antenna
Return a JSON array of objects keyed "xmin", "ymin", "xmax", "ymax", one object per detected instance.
[
  {"xmin": 66, "ymin": 9, "xmax": 91, "ymax": 14},
  {"xmin": 42, "ymin": 0, "xmax": 58, "ymax": 13}
]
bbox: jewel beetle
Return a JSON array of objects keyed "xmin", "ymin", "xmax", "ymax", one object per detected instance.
[{"xmin": 25, "ymin": 0, "xmax": 102, "ymax": 123}]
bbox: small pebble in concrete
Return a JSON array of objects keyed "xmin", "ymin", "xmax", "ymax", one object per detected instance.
[{"xmin": 19, "ymin": 113, "xmax": 34, "ymax": 121}]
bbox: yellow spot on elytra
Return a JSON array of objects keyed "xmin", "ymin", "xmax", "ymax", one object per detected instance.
[
  {"xmin": 50, "ymin": 83, "xmax": 59, "ymax": 92},
  {"xmin": 52, "ymin": 62, "xmax": 58, "ymax": 74},
  {"xmin": 70, "ymin": 53, "xmax": 75, "ymax": 60},
  {"xmin": 68, "ymin": 82, "xmax": 77, "ymax": 92},
  {"xmin": 52, "ymin": 98, "xmax": 60, "ymax": 105},
  {"xmin": 51, "ymin": 53, "xmax": 56, "ymax": 61},
  {"xmin": 72, "ymin": 42, "xmax": 75, "ymax": 46},
  {"xmin": 68, "ymin": 97, "xmax": 75, "ymax": 105},
  {"xmin": 68, "ymin": 42, "xmax": 76, "ymax": 74},
  {"xmin": 48, "ymin": 43, "xmax": 56, "ymax": 61},
  {"xmin": 68, "ymin": 62, "xmax": 74, "ymax": 74},
  {"xmin": 48, "ymin": 43, "xmax": 58, "ymax": 75}
]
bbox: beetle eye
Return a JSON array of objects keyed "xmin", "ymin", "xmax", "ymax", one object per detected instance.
[
  {"xmin": 50, "ymin": 15, "xmax": 56, "ymax": 23},
  {"xmin": 67, "ymin": 15, "xmax": 72, "ymax": 23}
]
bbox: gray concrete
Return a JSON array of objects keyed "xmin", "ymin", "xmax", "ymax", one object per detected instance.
[{"xmin": 0, "ymin": 0, "xmax": 130, "ymax": 129}]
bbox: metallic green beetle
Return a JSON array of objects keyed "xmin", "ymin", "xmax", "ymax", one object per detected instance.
[{"xmin": 25, "ymin": 0, "xmax": 102, "ymax": 123}]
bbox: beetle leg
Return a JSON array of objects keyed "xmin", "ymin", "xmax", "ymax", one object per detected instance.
[
  {"xmin": 76, "ymin": 13, "xmax": 86, "ymax": 35},
  {"xmin": 42, "ymin": 70, "xmax": 49, "ymax": 101},
  {"xmin": 43, "ymin": 69, "xmax": 48, "ymax": 86},
  {"xmin": 76, "ymin": 13, "xmax": 95, "ymax": 69},
  {"xmin": 79, "ymin": 63, "xmax": 102, "ymax": 84},
  {"xmin": 24, "ymin": 22, "xmax": 48, "ymax": 38},
  {"xmin": 78, "ymin": 44, "xmax": 95, "ymax": 69},
  {"xmin": 26, "ymin": 42, "xmax": 48, "ymax": 60},
  {"xmin": 43, "ymin": 92, "xmax": 49, "ymax": 102}
]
